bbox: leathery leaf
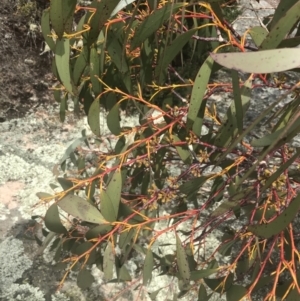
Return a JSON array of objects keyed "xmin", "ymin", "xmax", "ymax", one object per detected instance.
[
  {"xmin": 55, "ymin": 38, "xmax": 76, "ymax": 95},
  {"xmin": 58, "ymin": 195, "xmax": 107, "ymax": 224},
  {"xmin": 44, "ymin": 203, "xmax": 67, "ymax": 234},
  {"xmin": 176, "ymin": 234, "xmax": 190, "ymax": 284},
  {"xmin": 143, "ymin": 248, "xmax": 154, "ymax": 285}
]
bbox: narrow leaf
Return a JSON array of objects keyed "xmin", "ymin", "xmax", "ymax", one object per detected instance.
[
  {"xmin": 55, "ymin": 38, "xmax": 76, "ymax": 94},
  {"xmin": 100, "ymin": 190, "xmax": 117, "ymax": 222},
  {"xmin": 172, "ymin": 135, "xmax": 192, "ymax": 164},
  {"xmin": 260, "ymin": 1, "xmax": 300, "ymax": 50},
  {"xmin": 187, "ymin": 56, "xmax": 213, "ymax": 130},
  {"xmin": 143, "ymin": 248, "xmax": 154, "ymax": 285},
  {"xmin": 130, "ymin": 3, "xmax": 185, "ymax": 50},
  {"xmin": 248, "ymin": 193, "xmax": 300, "ymax": 239},
  {"xmin": 211, "ymin": 48, "xmax": 300, "ymax": 74},
  {"xmin": 107, "ymin": 103, "xmax": 121, "ymax": 135},
  {"xmin": 50, "ymin": 0, "xmax": 64, "ymax": 39},
  {"xmin": 176, "ymin": 234, "xmax": 190, "ymax": 283},
  {"xmin": 103, "ymin": 241, "xmax": 115, "ymax": 280},
  {"xmin": 88, "ymin": 97, "xmax": 100, "ymax": 136}
]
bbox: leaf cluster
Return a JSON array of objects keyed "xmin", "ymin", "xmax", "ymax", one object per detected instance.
[{"xmin": 37, "ymin": 0, "xmax": 300, "ymax": 300}]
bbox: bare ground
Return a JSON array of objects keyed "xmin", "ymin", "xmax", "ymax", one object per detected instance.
[{"xmin": 0, "ymin": 0, "xmax": 56, "ymax": 121}]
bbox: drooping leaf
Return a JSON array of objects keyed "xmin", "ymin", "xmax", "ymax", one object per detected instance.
[
  {"xmin": 55, "ymin": 38, "xmax": 76, "ymax": 95},
  {"xmin": 44, "ymin": 204, "xmax": 67, "ymax": 234},
  {"xmin": 100, "ymin": 190, "xmax": 117, "ymax": 222},
  {"xmin": 119, "ymin": 228, "xmax": 136, "ymax": 250},
  {"xmin": 58, "ymin": 195, "xmax": 107, "ymax": 224},
  {"xmin": 89, "ymin": 45, "xmax": 102, "ymax": 96},
  {"xmin": 107, "ymin": 103, "xmax": 121, "ymax": 135},
  {"xmin": 143, "ymin": 248, "xmax": 154, "ymax": 286},
  {"xmin": 155, "ymin": 28, "xmax": 198, "ymax": 82},
  {"xmin": 175, "ymin": 234, "xmax": 190, "ymax": 284},
  {"xmin": 248, "ymin": 193, "xmax": 300, "ymax": 239},
  {"xmin": 171, "ymin": 135, "xmax": 192, "ymax": 164},
  {"xmin": 41, "ymin": 8, "xmax": 56, "ymax": 52},
  {"xmin": 103, "ymin": 241, "xmax": 115, "ymax": 280},
  {"xmin": 116, "ymin": 261, "xmax": 132, "ymax": 281},
  {"xmin": 130, "ymin": 2, "xmax": 186, "ymax": 50},
  {"xmin": 73, "ymin": 41, "xmax": 89, "ymax": 86},
  {"xmin": 49, "ymin": 0, "xmax": 64, "ymax": 39},
  {"xmin": 187, "ymin": 56, "xmax": 213, "ymax": 130},
  {"xmin": 88, "ymin": 97, "xmax": 100, "ymax": 136}
]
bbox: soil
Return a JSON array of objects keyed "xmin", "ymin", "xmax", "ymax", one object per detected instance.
[{"xmin": 0, "ymin": 0, "xmax": 56, "ymax": 121}]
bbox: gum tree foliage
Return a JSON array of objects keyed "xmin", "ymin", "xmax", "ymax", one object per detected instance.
[{"xmin": 37, "ymin": 0, "xmax": 300, "ymax": 300}]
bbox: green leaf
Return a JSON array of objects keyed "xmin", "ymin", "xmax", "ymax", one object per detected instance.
[
  {"xmin": 231, "ymin": 70, "xmax": 243, "ymax": 134},
  {"xmin": 171, "ymin": 135, "xmax": 192, "ymax": 164},
  {"xmin": 74, "ymin": 241, "xmax": 96, "ymax": 265},
  {"xmin": 210, "ymin": 48, "xmax": 300, "ymax": 74},
  {"xmin": 90, "ymin": 44, "xmax": 102, "ymax": 96},
  {"xmin": 59, "ymin": 94, "xmax": 67, "ymax": 122},
  {"xmin": 41, "ymin": 8, "xmax": 56, "ymax": 52},
  {"xmin": 36, "ymin": 192, "xmax": 54, "ymax": 200},
  {"xmin": 85, "ymin": 0, "xmax": 120, "ymax": 46},
  {"xmin": 106, "ymin": 170, "xmax": 122, "ymax": 218},
  {"xmin": 103, "ymin": 241, "xmax": 115, "ymax": 280},
  {"xmin": 143, "ymin": 248, "xmax": 154, "ymax": 286},
  {"xmin": 55, "ymin": 38, "xmax": 76, "ymax": 95},
  {"xmin": 204, "ymin": 273, "xmax": 233, "ymax": 294},
  {"xmin": 50, "ymin": 0, "xmax": 64, "ymax": 39},
  {"xmin": 179, "ymin": 176, "xmax": 209, "ymax": 197},
  {"xmin": 73, "ymin": 41, "xmax": 89, "ymax": 86},
  {"xmin": 77, "ymin": 268, "xmax": 95, "ymax": 289},
  {"xmin": 130, "ymin": 2, "xmax": 186, "ymax": 50},
  {"xmin": 249, "ymin": 26, "xmax": 268, "ymax": 47},
  {"xmin": 85, "ymin": 224, "xmax": 113, "ymax": 240},
  {"xmin": 176, "ymin": 234, "xmax": 190, "ymax": 283},
  {"xmin": 100, "ymin": 190, "xmax": 117, "ymax": 222},
  {"xmin": 260, "ymin": 1, "xmax": 300, "ymax": 50},
  {"xmin": 116, "ymin": 262, "xmax": 132, "ymax": 281},
  {"xmin": 187, "ymin": 56, "xmax": 213, "ymax": 130},
  {"xmin": 88, "ymin": 97, "xmax": 100, "ymax": 136},
  {"xmin": 226, "ymin": 285, "xmax": 247, "ymax": 301},
  {"xmin": 119, "ymin": 228, "xmax": 136, "ymax": 250},
  {"xmin": 61, "ymin": 0, "xmax": 77, "ymax": 34},
  {"xmin": 251, "ymin": 117, "xmax": 300, "ymax": 147},
  {"xmin": 44, "ymin": 204, "xmax": 67, "ymax": 234},
  {"xmin": 58, "ymin": 195, "xmax": 107, "ymax": 224},
  {"xmin": 248, "ymin": 193, "xmax": 300, "ymax": 239},
  {"xmin": 107, "ymin": 103, "xmax": 121, "ymax": 135},
  {"xmin": 57, "ymin": 178, "xmax": 73, "ymax": 191},
  {"xmin": 155, "ymin": 28, "xmax": 198, "ymax": 82},
  {"xmin": 190, "ymin": 268, "xmax": 218, "ymax": 281},
  {"xmin": 268, "ymin": 0, "xmax": 299, "ymax": 31}
]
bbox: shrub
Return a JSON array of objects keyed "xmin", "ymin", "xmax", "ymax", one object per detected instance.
[{"xmin": 37, "ymin": 0, "xmax": 300, "ymax": 300}]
